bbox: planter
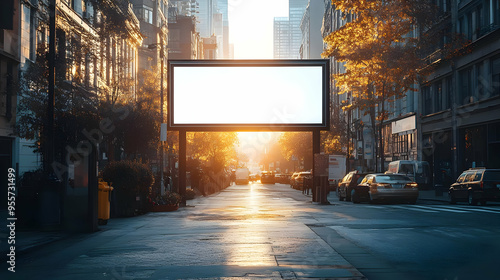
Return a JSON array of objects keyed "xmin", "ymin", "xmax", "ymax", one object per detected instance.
[{"xmin": 151, "ymin": 204, "xmax": 179, "ymax": 212}]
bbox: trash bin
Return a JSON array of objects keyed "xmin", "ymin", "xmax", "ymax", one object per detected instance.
[{"xmin": 98, "ymin": 180, "xmax": 113, "ymax": 225}]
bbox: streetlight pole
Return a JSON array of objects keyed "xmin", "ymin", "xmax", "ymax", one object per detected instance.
[
  {"xmin": 160, "ymin": 28, "xmax": 165, "ymax": 195},
  {"xmin": 150, "ymin": 28, "xmax": 166, "ymax": 195},
  {"xmin": 346, "ymin": 96, "xmax": 351, "ymax": 172}
]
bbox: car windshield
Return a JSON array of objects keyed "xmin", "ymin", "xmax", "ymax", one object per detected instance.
[
  {"xmin": 483, "ymin": 171, "xmax": 500, "ymax": 181},
  {"xmin": 356, "ymin": 176, "xmax": 365, "ymax": 184},
  {"xmin": 399, "ymin": 164, "xmax": 414, "ymax": 174},
  {"xmin": 374, "ymin": 175, "xmax": 412, "ymax": 183}
]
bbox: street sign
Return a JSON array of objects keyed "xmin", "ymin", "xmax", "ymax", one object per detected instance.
[{"xmin": 160, "ymin": 123, "xmax": 167, "ymax": 141}]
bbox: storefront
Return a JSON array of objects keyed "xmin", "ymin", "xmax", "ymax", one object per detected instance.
[
  {"xmin": 458, "ymin": 122, "xmax": 500, "ymax": 171},
  {"xmin": 384, "ymin": 115, "xmax": 418, "ymax": 169}
]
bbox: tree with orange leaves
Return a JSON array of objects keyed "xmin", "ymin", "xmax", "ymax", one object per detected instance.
[{"xmin": 323, "ymin": 0, "xmax": 444, "ymax": 171}]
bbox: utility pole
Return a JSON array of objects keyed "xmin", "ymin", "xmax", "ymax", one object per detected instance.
[{"xmin": 47, "ymin": 0, "xmax": 56, "ymax": 172}]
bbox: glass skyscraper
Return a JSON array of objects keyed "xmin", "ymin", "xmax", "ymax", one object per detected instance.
[{"xmin": 273, "ymin": 0, "xmax": 309, "ymax": 59}]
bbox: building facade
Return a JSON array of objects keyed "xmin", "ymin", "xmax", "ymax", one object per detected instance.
[
  {"xmin": 299, "ymin": 0, "xmax": 324, "ymax": 59},
  {"xmin": 273, "ymin": 0, "xmax": 309, "ymax": 59},
  {"xmin": 4, "ymin": 0, "xmax": 143, "ymax": 227},
  {"xmin": 273, "ymin": 17, "xmax": 291, "ymax": 59},
  {"xmin": 289, "ymin": 0, "xmax": 309, "ymax": 59},
  {"xmin": 322, "ymin": 0, "xmax": 500, "ymax": 185},
  {"xmin": 419, "ymin": 0, "xmax": 500, "ymax": 185},
  {"xmin": 1, "ymin": 0, "xmax": 21, "ymax": 210}
]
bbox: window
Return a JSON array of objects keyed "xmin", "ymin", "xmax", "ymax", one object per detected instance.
[
  {"xmin": 465, "ymin": 171, "xmax": 476, "ymax": 182},
  {"xmin": 434, "ymin": 81, "xmax": 443, "ymax": 112},
  {"xmin": 422, "ymin": 85, "xmax": 432, "ymax": 115},
  {"xmin": 459, "ymin": 67, "xmax": 473, "ymax": 105},
  {"xmin": 473, "ymin": 171, "xmax": 483, "ymax": 181},
  {"xmin": 492, "ymin": 56, "xmax": 500, "ymax": 97},
  {"xmin": 144, "ymin": 7, "xmax": 153, "ymax": 24},
  {"xmin": 456, "ymin": 173, "xmax": 467, "ymax": 183},
  {"xmin": 445, "ymin": 76, "xmax": 452, "ymax": 110}
]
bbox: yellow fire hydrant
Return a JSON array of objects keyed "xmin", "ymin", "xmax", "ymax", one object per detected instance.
[{"xmin": 98, "ymin": 179, "xmax": 113, "ymax": 225}]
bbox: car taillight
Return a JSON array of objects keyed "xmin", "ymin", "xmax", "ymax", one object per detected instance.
[
  {"xmin": 375, "ymin": 183, "xmax": 391, "ymax": 188},
  {"xmin": 405, "ymin": 183, "xmax": 418, "ymax": 188},
  {"xmin": 480, "ymin": 181, "xmax": 483, "ymax": 189}
]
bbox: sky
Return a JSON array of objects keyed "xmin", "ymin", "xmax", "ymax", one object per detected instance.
[
  {"xmin": 228, "ymin": 0, "xmax": 289, "ymax": 59},
  {"xmin": 226, "ymin": 1, "xmax": 291, "ymax": 162}
]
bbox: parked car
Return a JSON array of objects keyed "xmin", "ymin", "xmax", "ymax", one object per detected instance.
[
  {"xmin": 275, "ymin": 173, "xmax": 290, "ymax": 184},
  {"xmin": 260, "ymin": 171, "xmax": 275, "ymax": 184},
  {"xmin": 352, "ymin": 173, "xmax": 419, "ymax": 204},
  {"xmin": 290, "ymin": 172, "xmax": 300, "ymax": 188},
  {"xmin": 292, "ymin": 171, "xmax": 312, "ymax": 190},
  {"xmin": 448, "ymin": 168, "xmax": 500, "ymax": 205},
  {"xmin": 337, "ymin": 171, "xmax": 367, "ymax": 201}
]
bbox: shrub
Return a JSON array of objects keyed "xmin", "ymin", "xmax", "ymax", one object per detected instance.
[
  {"xmin": 153, "ymin": 191, "xmax": 182, "ymax": 205},
  {"xmin": 101, "ymin": 160, "xmax": 154, "ymax": 216},
  {"xmin": 185, "ymin": 188, "xmax": 196, "ymax": 200}
]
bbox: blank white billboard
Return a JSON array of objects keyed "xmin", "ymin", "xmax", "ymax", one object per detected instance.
[{"xmin": 168, "ymin": 60, "xmax": 329, "ymax": 130}]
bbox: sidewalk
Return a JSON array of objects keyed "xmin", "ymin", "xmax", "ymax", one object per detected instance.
[{"xmin": 2, "ymin": 184, "xmax": 368, "ymax": 280}]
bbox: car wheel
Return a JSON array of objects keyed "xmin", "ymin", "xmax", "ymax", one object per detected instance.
[
  {"xmin": 449, "ymin": 191, "xmax": 456, "ymax": 204},
  {"xmin": 346, "ymin": 187, "xmax": 352, "ymax": 202},
  {"xmin": 369, "ymin": 192, "xmax": 375, "ymax": 204},
  {"xmin": 337, "ymin": 188, "xmax": 345, "ymax": 201},
  {"xmin": 468, "ymin": 191, "xmax": 478, "ymax": 206},
  {"xmin": 351, "ymin": 189, "xmax": 360, "ymax": 203}
]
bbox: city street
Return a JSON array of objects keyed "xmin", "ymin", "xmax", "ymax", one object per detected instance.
[{"xmin": 3, "ymin": 183, "xmax": 500, "ymax": 280}]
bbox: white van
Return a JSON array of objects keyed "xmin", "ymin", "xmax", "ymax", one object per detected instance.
[{"xmin": 386, "ymin": 160, "xmax": 431, "ymax": 189}]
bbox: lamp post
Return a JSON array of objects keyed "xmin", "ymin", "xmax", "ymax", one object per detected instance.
[
  {"xmin": 346, "ymin": 96, "xmax": 351, "ymax": 172},
  {"xmin": 149, "ymin": 29, "xmax": 166, "ymax": 195}
]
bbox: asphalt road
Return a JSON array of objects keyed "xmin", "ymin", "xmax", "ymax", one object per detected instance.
[{"xmin": 2, "ymin": 183, "xmax": 499, "ymax": 279}]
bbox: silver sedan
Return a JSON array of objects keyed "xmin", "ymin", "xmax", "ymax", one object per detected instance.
[{"xmin": 352, "ymin": 173, "xmax": 419, "ymax": 204}]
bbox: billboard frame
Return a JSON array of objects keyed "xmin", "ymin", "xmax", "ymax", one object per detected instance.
[{"xmin": 167, "ymin": 59, "xmax": 330, "ymax": 131}]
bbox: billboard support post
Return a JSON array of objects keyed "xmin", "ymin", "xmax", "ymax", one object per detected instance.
[
  {"xmin": 312, "ymin": 129, "xmax": 320, "ymax": 202},
  {"xmin": 179, "ymin": 130, "xmax": 186, "ymax": 206}
]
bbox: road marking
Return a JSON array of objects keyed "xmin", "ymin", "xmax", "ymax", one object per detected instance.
[
  {"xmin": 434, "ymin": 205, "xmax": 500, "ymax": 214},
  {"xmin": 359, "ymin": 204, "xmax": 500, "ymax": 214},
  {"xmin": 390, "ymin": 205, "xmax": 438, "ymax": 213},
  {"xmin": 477, "ymin": 206, "xmax": 500, "ymax": 211},
  {"xmin": 409, "ymin": 205, "xmax": 469, "ymax": 213},
  {"xmin": 362, "ymin": 205, "xmax": 385, "ymax": 209}
]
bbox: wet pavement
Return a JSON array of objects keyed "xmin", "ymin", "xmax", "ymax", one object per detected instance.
[
  {"xmin": 1, "ymin": 183, "xmax": 471, "ymax": 279},
  {"xmin": 2, "ymin": 184, "xmax": 366, "ymax": 279}
]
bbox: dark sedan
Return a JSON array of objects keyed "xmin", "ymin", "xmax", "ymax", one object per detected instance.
[
  {"xmin": 337, "ymin": 171, "xmax": 367, "ymax": 201},
  {"xmin": 449, "ymin": 168, "xmax": 500, "ymax": 205}
]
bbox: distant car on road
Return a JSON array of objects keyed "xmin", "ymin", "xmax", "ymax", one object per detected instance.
[
  {"xmin": 260, "ymin": 171, "xmax": 275, "ymax": 184},
  {"xmin": 352, "ymin": 173, "xmax": 419, "ymax": 204},
  {"xmin": 449, "ymin": 168, "xmax": 500, "ymax": 205},
  {"xmin": 235, "ymin": 168, "xmax": 250, "ymax": 185},
  {"xmin": 337, "ymin": 171, "xmax": 367, "ymax": 202}
]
